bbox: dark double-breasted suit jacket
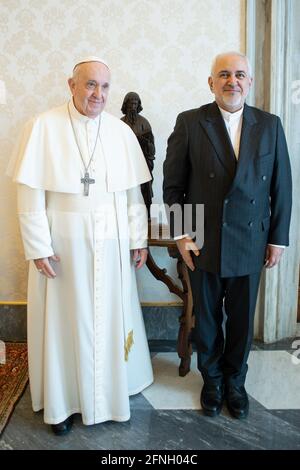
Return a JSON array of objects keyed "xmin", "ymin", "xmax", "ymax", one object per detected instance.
[{"xmin": 163, "ymin": 102, "xmax": 292, "ymax": 277}]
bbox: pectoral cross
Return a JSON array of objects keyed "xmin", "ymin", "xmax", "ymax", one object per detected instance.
[{"xmin": 81, "ymin": 172, "xmax": 95, "ymax": 196}]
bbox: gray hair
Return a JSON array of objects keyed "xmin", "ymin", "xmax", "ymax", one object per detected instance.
[
  {"xmin": 72, "ymin": 65, "xmax": 81, "ymax": 82},
  {"xmin": 72, "ymin": 60, "xmax": 110, "ymax": 82},
  {"xmin": 210, "ymin": 51, "xmax": 252, "ymax": 78}
]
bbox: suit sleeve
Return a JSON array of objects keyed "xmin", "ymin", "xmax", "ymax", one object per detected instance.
[
  {"xmin": 268, "ymin": 117, "xmax": 292, "ymax": 245},
  {"xmin": 17, "ymin": 184, "xmax": 54, "ymax": 260},
  {"xmin": 163, "ymin": 113, "xmax": 190, "ymax": 238}
]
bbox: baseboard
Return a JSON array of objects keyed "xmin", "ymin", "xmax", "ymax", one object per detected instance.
[{"xmin": 0, "ymin": 304, "xmax": 183, "ymax": 342}]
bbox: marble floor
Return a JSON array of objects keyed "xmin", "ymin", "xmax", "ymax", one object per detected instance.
[{"xmin": 1, "ymin": 342, "xmax": 300, "ymax": 450}]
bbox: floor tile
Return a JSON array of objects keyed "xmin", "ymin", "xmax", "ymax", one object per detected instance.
[
  {"xmin": 142, "ymin": 353, "xmax": 202, "ymax": 409},
  {"xmin": 246, "ymin": 351, "xmax": 300, "ymax": 409}
]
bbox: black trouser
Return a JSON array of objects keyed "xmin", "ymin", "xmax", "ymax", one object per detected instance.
[{"xmin": 188, "ymin": 269, "xmax": 261, "ymax": 387}]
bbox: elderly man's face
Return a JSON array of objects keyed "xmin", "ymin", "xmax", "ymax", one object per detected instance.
[
  {"xmin": 208, "ymin": 54, "xmax": 252, "ymax": 112},
  {"xmin": 68, "ymin": 62, "xmax": 110, "ymax": 118}
]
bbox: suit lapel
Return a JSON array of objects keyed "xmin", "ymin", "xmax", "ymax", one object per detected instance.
[
  {"xmin": 228, "ymin": 104, "xmax": 258, "ymax": 193},
  {"xmin": 199, "ymin": 101, "xmax": 237, "ymax": 179}
]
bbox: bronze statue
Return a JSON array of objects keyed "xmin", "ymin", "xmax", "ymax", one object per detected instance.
[{"xmin": 121, "ymin": 92, "xmax": 155, "ymax": 219}]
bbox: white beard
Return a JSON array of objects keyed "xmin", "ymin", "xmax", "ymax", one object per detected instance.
[{"xmin": 222, "ymin": 93, "xmax": 243, "ymax": 108}]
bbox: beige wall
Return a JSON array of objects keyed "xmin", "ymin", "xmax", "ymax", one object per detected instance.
[{"xmin": 0, "ymin": 0, "xmax": 245, "ymax": 301}]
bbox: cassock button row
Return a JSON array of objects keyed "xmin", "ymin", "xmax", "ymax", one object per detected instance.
[
  {"xmin": 248, "ymin": 221, "xmax": 253, "ymax": 227},
  {"xmin": 251, "ymin": 199, "xmax": 256, "ymax": 204},
  {"xmin": 262, "ymin": 175, "xmax": 267, "ymax": 181}
]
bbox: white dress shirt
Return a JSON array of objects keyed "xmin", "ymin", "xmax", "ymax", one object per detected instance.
[{"xmin": 218, "ymin": 105, "xmax": 243, "ymax": 159}]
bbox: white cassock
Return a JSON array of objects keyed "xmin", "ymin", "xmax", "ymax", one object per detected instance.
[{"xmin": 7, "ymin": 100, "xmax": 154, "ymax": 425}]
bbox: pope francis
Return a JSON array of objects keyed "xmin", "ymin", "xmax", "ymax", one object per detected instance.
[{"xmin": 7, "ymin": 57, "xmax": 154, "ymax": 435}]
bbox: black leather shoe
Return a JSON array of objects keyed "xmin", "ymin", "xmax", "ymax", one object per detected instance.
[
  {"xmin": 200, "ymin": 384, "xmax": 224, "ymax": 417},
  {"xmin": 51, "ymin": 416, "xmax": 73, "ymax": 436},
  {"xmin": 226, "ymin": 385, "xmax": 249, "ymax": 419}
]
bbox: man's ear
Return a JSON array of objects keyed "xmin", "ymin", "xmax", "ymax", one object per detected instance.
[
  {"xmin": 68, "ymin": 78, "xmax": 75, "ymax": 95},
  {"xmin": 208, "ymin": 76, "xmax": 214, "ymax": 92}
]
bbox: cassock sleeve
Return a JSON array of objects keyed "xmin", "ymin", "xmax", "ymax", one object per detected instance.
[
  {"xmin": 17, "ymin": 184, "xmax": 54, "ymax": 260},
  {"xmin": 127, "ymin": 185, "xmax": 148, "ymax": 250}
]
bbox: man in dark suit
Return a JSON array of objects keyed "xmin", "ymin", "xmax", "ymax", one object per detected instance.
[{"xmin": 163, "ymin": 52, "xmax": 292, "ymax": 419}]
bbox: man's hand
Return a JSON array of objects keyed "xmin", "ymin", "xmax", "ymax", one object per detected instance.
[
  {"xmin": 34, "ymin": 255, "xmax": 60, "ymax": 278},
  {"xmin": 264, "ymin": 245, "xmax": 284, "ymax": 269},
  {"xmin": 132, "ymin": 248, "xmax": 148, "ymax": 269},
  {"xmin": 176, "ymin": 237, "xmax": 200, "ymax": 271}
]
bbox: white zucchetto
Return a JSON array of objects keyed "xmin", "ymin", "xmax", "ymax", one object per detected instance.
[{"xmin": 73, "ymin": 56, "xmax": 110, "ymax": 71}]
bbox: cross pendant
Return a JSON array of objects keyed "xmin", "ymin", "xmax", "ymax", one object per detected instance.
[{"xmin": 81, "ymin": 172, "xmax": 95, "ymax": 196}]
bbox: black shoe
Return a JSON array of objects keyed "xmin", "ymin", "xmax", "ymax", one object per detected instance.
[
  {"xmin": 226, "ymin": 385, "xmax": 249, "ymax": 419},
  {"xmin": 200, "ymin": 384, "xmax": 224, "ymax": 417},
  {"xmin": 51, "ymin": 416, "xmax": 73, "ymax": 436}
]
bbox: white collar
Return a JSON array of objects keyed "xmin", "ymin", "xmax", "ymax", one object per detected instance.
[{"xmin": 218, "ymin": 105, "xmax": 244, "ymax": 123}]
